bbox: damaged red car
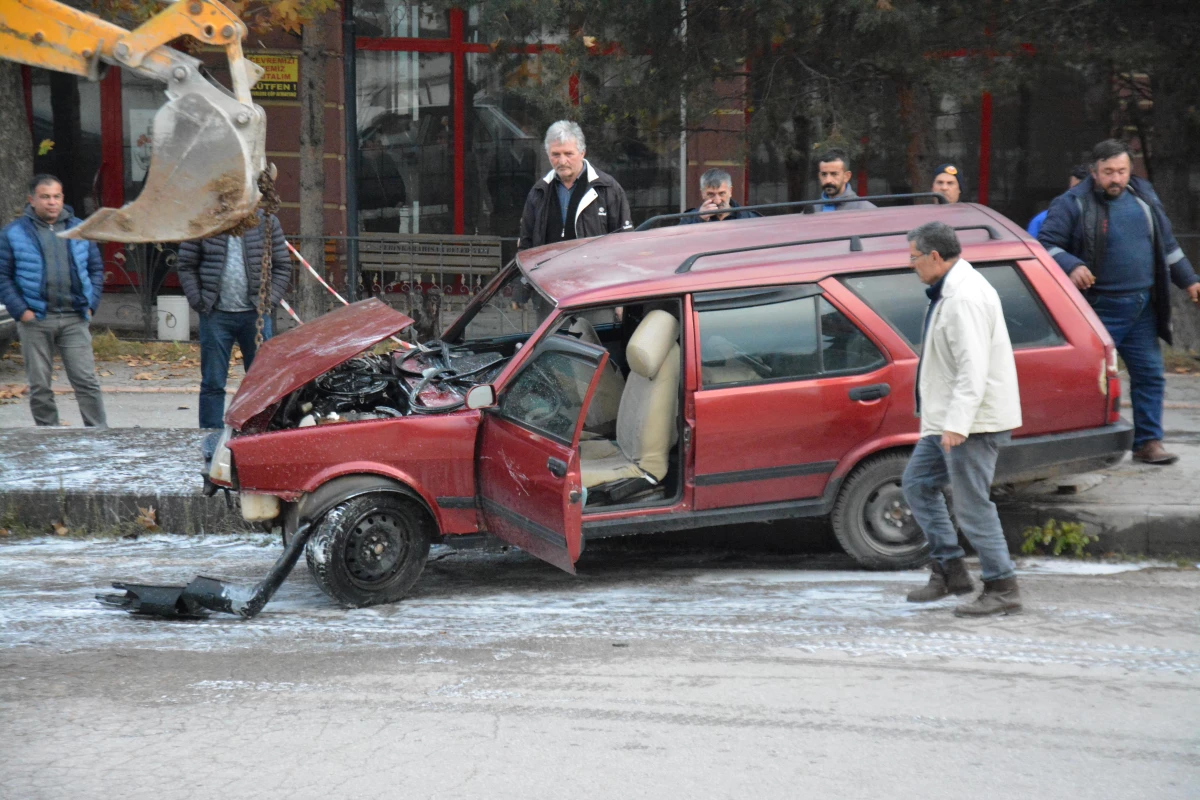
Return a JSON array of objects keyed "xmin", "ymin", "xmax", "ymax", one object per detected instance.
[{"xmin": 205, "ymin": 201, "xmax": 1131, "ymax": 608}]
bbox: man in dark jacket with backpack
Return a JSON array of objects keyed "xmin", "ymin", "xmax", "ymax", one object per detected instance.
[
  {"xmin": 1038, "ymin": 139, "xmax": 1200, "ymax": 465},
  {"xmin": 517, "ymin": 120, "xmax": 633, "ymax": 251},
  {"xmin": 177, "ymin": 212, "xmax": 291, "ymax": 429}
]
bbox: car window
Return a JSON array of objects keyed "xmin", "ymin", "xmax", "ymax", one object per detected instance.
[
  {"xmin": 696, "ymin": 290, "xmax": 884, "ymax": 388},
  {"xmin": 976, "ymin": 265, "xmax": 1064, "ymax": 348},
  {"xmin": 840, "ymin": 264, "xmax": 1064, "ymax": 350},
  {"xmin": 461, "ymin": 268, "xmax": 552, "ymax": 341},
  {"xmin": 499, "ymin": 346, "xmax": 598, "ymax": 443}
]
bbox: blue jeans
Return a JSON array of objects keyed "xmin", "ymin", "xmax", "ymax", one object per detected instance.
[
  {"xmin": 1087, "ymin": 290, "xmax": 1163, "ymax": 449},
  {"xmin": 198, "ymin": 309, "xmax": 272, "ymax": 429},
  {"xmin": 902, "ymin": 432, "xmax": 1015, "ymax": 582}
]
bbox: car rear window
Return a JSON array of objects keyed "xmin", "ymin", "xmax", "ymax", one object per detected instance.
[
  {"xmin": 839, "ymin": 264, "xmax": 1064, "ymax": 351},
  {"xmin": 695, "ymin": 288, "xmax": 885, "ymax": 388}
]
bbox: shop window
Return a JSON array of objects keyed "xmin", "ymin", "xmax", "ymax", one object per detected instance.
[
  {"xmin": 29, "ymin": 69, "xmax": 102, "ymax": 217},
  {"xmin": 356, "ymin": 51, "xmax": 454, "ymax": 234},
  {"xmin": 355, "ymin": 0, "xmax": 448, "ymax": 39}
]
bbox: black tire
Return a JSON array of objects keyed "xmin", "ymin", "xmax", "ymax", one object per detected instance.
[
  {"xmin": 305, "ymin": 494, "xmax": 433, "ymax": 607},
  {"xmin": 830, "ymin": 451, "xmax": 929, "ymax": 570},
  {"xmin": 0, "ymin": 332, "xmax": 14, "ymax": 360}
]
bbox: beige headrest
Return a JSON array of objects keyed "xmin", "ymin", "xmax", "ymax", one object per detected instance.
[{"xmin": 627, "ymin": 309, "xmax": 679, "ymax": 379}]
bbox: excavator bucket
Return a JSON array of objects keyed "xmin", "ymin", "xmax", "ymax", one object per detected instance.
[{"xmin": 66, "ymin": 91, "xmax": 266, "ymax": 243}]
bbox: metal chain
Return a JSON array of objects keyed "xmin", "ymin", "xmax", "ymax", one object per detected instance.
[
  {"xmin": 255, "ymin": 216, "xmax": 271, "ymax": 348},
  {"xmin": 252, "ymin": 168, "xmax": 281, "ymax": 349}
]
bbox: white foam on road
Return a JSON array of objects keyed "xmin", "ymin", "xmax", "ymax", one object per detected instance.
[{"xmin": 0, "ymin": 536, "xmax": 1197, "ymax": 675}]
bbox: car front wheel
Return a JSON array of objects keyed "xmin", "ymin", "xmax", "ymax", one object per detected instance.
[
  {"xmin": 830, "ymin": 452, "xmax": 929, "ymax": 570},
  {"xmin": 305, "ymin": 493, "xmax": 432, "ymax": 607}
]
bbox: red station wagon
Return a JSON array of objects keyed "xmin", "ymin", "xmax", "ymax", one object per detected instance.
[{"xmin": 206, "ymin": 201, "xmax": 1132, "ymax": 608}]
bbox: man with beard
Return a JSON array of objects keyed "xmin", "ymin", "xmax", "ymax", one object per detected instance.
[
  {"xmin": 810, "ymin": 149, "xmax": 876, "ymax": 212},
  {"xmin": 1038, "ymin": 139, "xmax": 1200, "ymax": 465}
]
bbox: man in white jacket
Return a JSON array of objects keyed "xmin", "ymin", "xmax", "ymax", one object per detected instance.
[{"xmin": 902, "ymin": 222, "xmax": 1024, "ymax": 616}]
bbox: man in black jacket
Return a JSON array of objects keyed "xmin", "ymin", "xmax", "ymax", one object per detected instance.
[
  {"xmin": 1038, "ymin": 139, "xmax": 1200, "ymax": 465},
  {"xmin": 678, "ymin": 168, "xmax": 760, "ymax": 225},
  {"xmin": 517, "ymin": 121, "xmax": 633, "ymax": 251},
  {"xmin": 177, "ymin": 212, "xmax": 292, "ymax": 429}
]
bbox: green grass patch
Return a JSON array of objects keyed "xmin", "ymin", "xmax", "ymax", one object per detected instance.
[{"xmin": 90, "ymin": 329, "xmax": 199, "ymax": 363}]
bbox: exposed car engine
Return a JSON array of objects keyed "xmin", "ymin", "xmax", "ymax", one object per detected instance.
[{"xmin": 270, "ymin": 342, "xmax": 508, "ymax": 429}]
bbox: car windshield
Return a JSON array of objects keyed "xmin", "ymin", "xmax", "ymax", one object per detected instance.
[{"xmin": 454, "ymin": 264, "xmax": 555, "ymax": 341}]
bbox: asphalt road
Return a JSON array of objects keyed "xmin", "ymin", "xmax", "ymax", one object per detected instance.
[{"xmin": 0, "ymin": 535, "xmax": 1196, "ymax": 799}]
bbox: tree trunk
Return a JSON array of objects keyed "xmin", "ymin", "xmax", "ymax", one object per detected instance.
[
  {"xmin": 895, "ymin": 74, "xmax": 935, "ymax": 194},
  {"xmin": 0, "ymin": 63, "xmax": 33, "ymax": 223},
  {"xmin": 297, "ymin": 15, "xmax": 329, "ymax": 323}
]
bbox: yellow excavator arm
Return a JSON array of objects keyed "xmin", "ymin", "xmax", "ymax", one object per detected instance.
[{"xmin": 0, "ymin": 0, "xmax": 268, "ymax": 243}]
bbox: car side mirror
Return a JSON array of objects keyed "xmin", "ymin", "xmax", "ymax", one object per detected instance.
[{"xmin": 465, "ymin": 384, "xmax": 496, "ymax": 410}]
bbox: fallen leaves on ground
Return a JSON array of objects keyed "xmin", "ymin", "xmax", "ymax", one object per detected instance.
[
  {"xmin": 0, "ymin": 384, "xmax": 28, "ymax": 399},
  {"xmin": 136, "ymin": 506, "xmax": 160, "ymax": 532},
  {"xmin": 132, "ymin": 372, "xmax": 167, "ymax": 381}
]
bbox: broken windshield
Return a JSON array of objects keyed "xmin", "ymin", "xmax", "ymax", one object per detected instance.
[{"xmin": 454, "ymin": 264, "xmax": 555, "ymax": 342}]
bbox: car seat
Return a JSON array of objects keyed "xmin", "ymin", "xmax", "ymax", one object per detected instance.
[
  {"xmin": 580, "ymin": 309, "xmax": 680, "ymax": 494},
  {"xmin": 568, "ymin": 316, "xmax": 624, "ymax": 434}
]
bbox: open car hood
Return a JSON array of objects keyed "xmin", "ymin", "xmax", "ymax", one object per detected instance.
[{"xmin": 225, "ymin": 299, "xmax": 413, "ymax": 430}]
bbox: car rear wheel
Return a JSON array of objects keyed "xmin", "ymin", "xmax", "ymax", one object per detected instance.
[
  {"xmin": 305, "ymin": 494, "xmax": 432, "ymax": 607},
  {"xmin": 0, "ymin": 332, "xmax": 14, "ymax": 360},
  {"xmin": 831, "ymin": 452, "xmax": 929, "ymax": 570}
]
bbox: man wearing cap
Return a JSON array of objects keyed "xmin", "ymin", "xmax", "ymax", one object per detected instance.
[{"xmin": 931, "ymin": 164, "xmax": 963, "ymax": 203}]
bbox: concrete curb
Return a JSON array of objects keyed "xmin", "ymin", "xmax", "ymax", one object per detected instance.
[
  {"xmin": 998, "ymin": 503, "xmax": 1199, "ymax": 558},
  {"xmin": 0, "ymin": 489, "xmax": 254, "ymax": 536}
]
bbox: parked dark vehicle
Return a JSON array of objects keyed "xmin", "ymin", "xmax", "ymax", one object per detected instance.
[{"xmin": 0, "ymin": 302, "xmax": 15, "ymax": 358}]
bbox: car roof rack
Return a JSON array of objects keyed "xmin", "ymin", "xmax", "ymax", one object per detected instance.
[
  {"xmin": 636, "ymin": 192, "xmax": 951, "ymax": 231},
  {"xmin": 675, "ymin": 224, "xmax": 1002, "ymax": 274}
]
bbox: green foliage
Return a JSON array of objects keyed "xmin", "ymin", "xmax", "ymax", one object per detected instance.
[
  {"xmin": 457, "ymin": 0, "xmax": 1200, "ymax": 190},
  {"xmin": 1021, "ymin": 518, "xmax": 1096, "ymax": 558}
]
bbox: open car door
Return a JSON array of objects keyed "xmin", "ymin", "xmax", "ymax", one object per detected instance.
[{"xmin": 477, "ymin": 334, "xmax": 611, "ymax": 573}]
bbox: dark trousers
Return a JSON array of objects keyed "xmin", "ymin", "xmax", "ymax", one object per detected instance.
[
  {"xmin": 198, "ymin": 310, "xmax": 271, "ymax": 429},
  {"xmin": 1088, "ymin": 290, "xmax": 1163, "ymax": 449}
]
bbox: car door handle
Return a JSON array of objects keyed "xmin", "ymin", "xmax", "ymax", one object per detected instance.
[
  {"xmin": 848, "ymin": 383, "xmax": 891, "ymax": 402},
  {"xmin": 547, "ymin": 457, "xmax": 567, "ymax": 478}
]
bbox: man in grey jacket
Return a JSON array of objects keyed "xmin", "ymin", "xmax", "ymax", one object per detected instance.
[
  {"xmin": 176, "ymin": 212, "xmax": 291, "ymax": 429},
  {"xmin": 810, "ymin": 149, "xmax": 877, "ymax": 212},
  {"xmin": 901, "ymin": 222, "xmax": 1024, "ymax": 617}
]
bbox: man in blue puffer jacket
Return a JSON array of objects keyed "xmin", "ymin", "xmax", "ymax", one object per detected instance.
[{"xmin": 0, "ymin": 174, "xmax": 107, "ymax": 427}]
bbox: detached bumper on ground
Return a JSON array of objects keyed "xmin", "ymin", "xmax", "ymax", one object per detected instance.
[{"xmin": 97, "ymin": 522, "xmax": 314, "ymax": 619}]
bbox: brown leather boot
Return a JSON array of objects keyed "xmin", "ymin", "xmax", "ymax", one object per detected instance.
[
  {"xmin": 907, "ymin": 558, "xmax": 974, "ymax": 603},
  {"xmin": 1132, "ymin": 440, "xmax": 1179, "ymax": 465},
  {"xmin": 954, "ymin": 576, "xmax": 1022, "ymax": 617}
]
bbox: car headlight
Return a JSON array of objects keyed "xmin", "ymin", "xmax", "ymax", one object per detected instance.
[{"xmin": 209, "ymin": 426, "xmax": 233, "ymax": 485}]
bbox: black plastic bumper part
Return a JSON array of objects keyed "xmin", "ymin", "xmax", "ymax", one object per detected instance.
[{"xmin": 97, "ymin": 521, "xmax": 315, "ymax": 620}]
